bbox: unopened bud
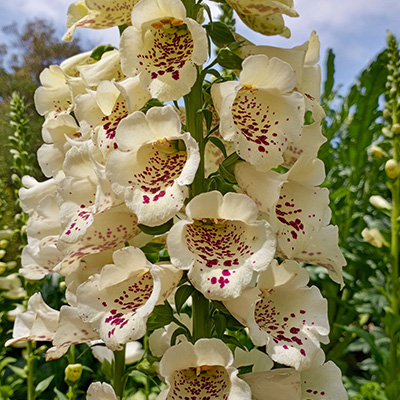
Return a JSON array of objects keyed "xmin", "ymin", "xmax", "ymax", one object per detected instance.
[
  {"xmin": 382, "ymin": 127, "xmax": 393, "ymax": 138},
  {"xmin": 0, "ymin": 262, "xmax": 6, "ymax": 274},
  {"xmin": 361, "ymin": 228, "xmax": 388, "ymax": 248},
  {"xmin": 383, "ymin": 109, "xmax": 391, "ymax": 119},
  {"xmin": 369, "ymin": 145, "xmax": 388, "ymax": 158},
  {"xmin": 65, "ymin": 364, "xmax": 82, "ymax": 383},
  {"xmin": 7, "ymin": 261, "xmax": 17, "ymax": 270},
  {"xmin": 392, "ymin": 123, "xmax": 400, "ymax": 135},
  {"xmin": 0, "ymin": 240, "xmax": 8, "ymax": 249},
  {"xmin": 369, "ymin": 195, "xmax": 392, "ymax": 210},
  {"xmin": 59, "ymin": 281, "xmax": 66, "ymax": 291},
  {"xmin": 385, "ymin": 159, "xmax": 399, "ymax": 178},
  {"xmin": 0, "ymin": 250, "xmax": 5, "ymax": 260}
]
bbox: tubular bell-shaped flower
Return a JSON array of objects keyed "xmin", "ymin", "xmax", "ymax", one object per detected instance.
[
  {"xmin": 212, "ymin": 55, "xmax": 305, "ymax": 172},
  {"xmin": 235, "ymin": 156, "xmax": 346, "ymax": 285},
  {"xmin": 63, "ymin": 0, "xmax": 140, "ymax": 42},
  {"xmin": 76, "ymin": 246, "xmax": 182, "ymax": 350},
  {"xmin": 86, "ymin": 382, "xmax": 118, "ymax": 400},
  {"xmin": 119, "ymin": 0, "xmax": 208, "ymax": 101},
  {"xmin": 167, "ymin": 191, "xmax": 276, "ymax": 300},
  {"xmin": 224, "ymin": 260, "xmax": 329, "ymax": 370},
  {"xmin": 106, "ymin": 105, "xmax": 200, "ymax": 226},
  {"xmin": 157, "ymin": 338, "xmax": 252, "ymax": 400},
  {"xmin": 226, "ymin": 0, "xmax": 298, "ymax": 38}
]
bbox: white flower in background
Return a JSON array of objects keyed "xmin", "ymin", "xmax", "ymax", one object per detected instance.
[
  {"xmin": 157, "ymin": 338, "xmax": 251, "ymax": 400},
  {"xmin": 63, "ymin": 0, "xmax": 140, "ymax": 42},
  {"xmin": 92, "ymin": 341, "xmax": 145, "ymax": 364},
  {"xmin": 361, "ymin": 228, "xmax": 388, "ymax": 248},
  {"xmin": 226, "ymin": 0, "xmax": 298, "ymax": 38},
  {"xmin": 212, "ymin": 55, "xmax": 305, "ymax": 172},
  {"xmin": 239, "ymin": 31, "xmax": 325, "ymax": 122},
  {"xmin": 86, "ymin": 382, "xmax": 118, "ymax": 400},
  {"xmin": 7, "ymin": 304, "xmax": 25, "ymax": 322},
  {"xmin": 106, "ymin": 106, "xmax": 200, "ymax": 226},
  {"xmin": 225, "ymin": 260, "xmax": 329, "ymax": 370},
  {"xmin": 120, "ymin": 0, "xmax": 208, "ymax": 101},
  {"xmin": 235, "ymin": 156, "xmax": 346, "ymax": 286},
  {"xmin": 5, "ymin": 293, "xmax": 59, "ymax": 346},
  {"xmin": 167, "ymin": 191, "xmax": 276, "ymax": 301},
  {"xmin": 76, "ymin": 247, "xmax": 182, "ymax": 350},
  {"xmin": 241, "ymin": 350, "xmax": 348, "ymax": 400},
  {"xmin": 369, "ymin": 195, "xmax": 392, "ymax": 210},
  {"xmin": 148, "ymin": 313, "xmax": 191, "ymax": 357}
]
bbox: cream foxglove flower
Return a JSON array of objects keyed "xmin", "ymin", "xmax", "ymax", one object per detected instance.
[
  {"xmin": 226, "ymin": 0, "xmax": 298, "ymax": 38},
  {"xmin": 212, "ymin": 54, "xmax": 305, "ymax": 172},
  {"xmin": 37, "ymin": 112, "xmax": 86, "ymax": 178},
  {"xmin": 92, "ymin": 341, "xmax": 145, "ymax": 364},
  {"xmin": 235, "ymin": 157, "xmax": 346, "ymax": 286},
  {"xmin": 106, "ymin": 106, "xmax": 200, "ymax": 226},
  {"xmin": 55, "ymin": 204, "xmax": 140, "ymax": 276},
  {"xmin": 239, "ymin": 31, "xmax": 325, "ymax": 123},
  {"xmin": 167, "ymin": 191, "xmax": 276, "ymax": 301},
  {"xmin": 86, "ymin": 382, "xmax": 118, "ymax": 400},
  {"xmin": 75, "ymin": 80, "xmax": 150, "ymax": 160},
  {"xmin": 157, "ymin": 339, "xmax": 251, "ymax": 400},
  {"xmin": 241, "ymin": 350, "xmax": 348, "ymax": 400},
  {"xmin": 120, "ymin": 0, "xmax": 208, "ymax": 101},
  {"xmin": 5, "ymin": 293, "xmax": 59, "ymax": 346},
  {"xmin": 233, "ymin": 347, "xmax": 273, "ymax": 373},
  {"xmin": 63, "ymin": 0, "xmax": 140, "ymax": 42},
  {"xmin": 46, "ymin": 305, "xmax": 99, "ymax": 360},
  {"xmin": 148, "ymin": 313, "xmax": 191, "ymax": 357},
  {"xmin": 76, "ymin": 246, "xmax": 182, "ymax": 350},
  {"xmin": 225, "ymin": 260, "xmax": 329, "ymax": 370}
]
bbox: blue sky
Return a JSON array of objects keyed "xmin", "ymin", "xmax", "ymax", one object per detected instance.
[{"xmin": 1, "ymin": 0, "xmax": 400, "ymax": 93}]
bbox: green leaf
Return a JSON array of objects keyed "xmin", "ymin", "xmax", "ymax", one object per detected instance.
[
  {"xmin": 54, "ymin": 387, "xmax": 69, "ymax": 400},
  {"xmin": 209, "ymin": 136, "xmax": 227, "ymax": 157},
  {"xmin": 340, "ymin": 325, "xmax": 384, "ymax": 366},
  {"xmin": 0, "ymin": 357, "xmax": 16, "ymax": 373},
  {"xmin": 90, "ymin": 44, "xmax": 117, "ymax": 61},
  {"xmin": 201, "ymin": 108, "xmax": 214, "ymax": 131},
  {"xmin": 237, "ymin": 364, "xmax": 253, "ymax": 375},
  {"xmin": 217, "ymin": 48, "xmax": 243, "ymax": 70},
  {"xmin": 147, "ymin": 302, "xmax": 173, "ymax": 330},
  {"xmin": 222, "ymin": 334, "xmax": 246, "ymax": 350},
  {"xmin": 140, "ymin": 242, "xmax": 165, "ymax": 253},
  {"xmin": 35, "ymin": 375, "xmax": 55, "ymax": 395},
  {"xmin": 170, "ymin": 327, "xmax": 189, "ymax": 346},
  {"xmin": 213, "ymin": 313, "xmax": 226, "ymax": 338},
  {"xmin": 204, "ymin": 22, "xmax": 235, "ymax": 48},
  {"xmin": 7, "ymin": 365, "xmax": 27, "ymax": 379},
  {"xmin": 138, "ymin": 219, "xmax": 174, "ymax": 235},
  {"xmin": 175, "ymin": 284, "xmax": 195, "ymax": 314},
  {"xmin": 323, "ymin": 49, "xmax": 335, "ymax": 98}
]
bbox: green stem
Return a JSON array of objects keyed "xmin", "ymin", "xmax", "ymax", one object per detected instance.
[
  {"xmin": 191, "ymin": 290, "xmax": 211, "ymax": 341},
  {"xmin": 389, "ymin": 132, "xmax": 400, "ymax": 379},
  {"xmin": 27, "ymin": 341, "xmax": 35, "ymax": 400},
  {"xmin": 184, "ymin": 71, "xmax": 205, "ymax": 198},
  {"xmin": 113, "ymin": 346, "xmax": 126, "ymax": 400}
]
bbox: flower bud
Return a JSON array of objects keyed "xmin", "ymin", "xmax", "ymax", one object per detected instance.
[
  {"xmin": 382, "ymin": 127, "xmax": 393, "ymax": 138},
  {"xmin": 65, "ymin": 364, "xmax": 82, "ymax": 383},
  {"xmin": 368, "ymin": 145, "xmax": 388, "ymax": 159},
  {"xmin": 385, "ymin": 159, "xmax": 399, "ymax": 179},
  {"xmin": 392, "ymin": 123, "xmax": 400, "ymax": 135},
  {"xmin": 0, "ymin": 262, "xmax": 6, "ymax": 274},
  {"xmin": 0, "ymin": 250, "xmax": 6, "ymax": 260},
  {"xmin": 369, "ymin": 195, "xmax": 392, "ymax": 210},
  {"xmin": 7, "ymin": 261, "xmax": 17, "ymax": 270},
  {"xmin": 383, "ymin": 109, "xmax": 391, "ymax": 119},
  {"xmin": 361, "ymin": 228, "xmax": 388, "ymax": 248},
  {"xmin": 0, "ymin": 240, "xmax": 8, "ymax": 249}
]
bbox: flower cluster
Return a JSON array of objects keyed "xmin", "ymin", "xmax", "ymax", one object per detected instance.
[{"xmin": 8, "ymin": 0, "xmax": 348, "ymax": 398}]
